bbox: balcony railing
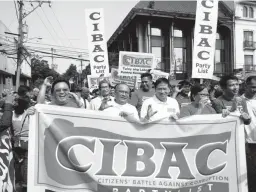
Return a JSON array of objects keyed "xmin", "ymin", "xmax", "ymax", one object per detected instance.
[
  {"xmin": 244, "ymin": 65, "xmax": 256, "ymax": 72},
  {"xmin": 244, "ymin": 41, "xmax": 256, "ymax": 49}
]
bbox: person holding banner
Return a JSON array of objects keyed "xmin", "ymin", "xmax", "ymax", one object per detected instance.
[
  {"xmin": 140, "ymin": 78, "xmax": 180, "ymax": 122},
  {"xmin": 89, "ymin": 79, "xmax": 114, "ymax": 111},
  {"xmin": 130, "ymin": 73, "xmax": 155, "ymax": 116},
  {"xmin": 211, "ymin": 75, "xmax": 251, "ymax": 124},
  {"xmin": 179, "ymin": 84, "xmax": 216, "ymax": 118},
  {"xmin": 241, "ymin": 75, "xmax": 256, "ymax": 192},
  {"xmin": 37, "ymin": 77, "xmax": 84, "ymax": 108},
  {"xmin": 101, "ymin": 83, "xmax": 139, "ymax": 121}
]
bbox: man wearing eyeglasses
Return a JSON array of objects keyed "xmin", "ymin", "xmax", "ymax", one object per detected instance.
[
  {"xmin": 100, "ymin": 83, "xmax": 139, "ymax": 120},
  {"xmin": 89, "ymin": 79, "xmax": 115, "ymax": 111},
  {"xmin": 180, "ymin": 85, "xmax": 216, "ymax": 118},
  {"xmin": 37, "ymin": 77, "xmax": 83, "ymax": 108}
]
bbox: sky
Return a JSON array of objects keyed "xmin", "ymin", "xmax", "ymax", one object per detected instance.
[{"xmin": 0, "ymin": 0, "xmax": 139, "ymax": 74}]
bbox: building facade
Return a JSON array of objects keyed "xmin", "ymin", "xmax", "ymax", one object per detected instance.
[
  {"xmin": 0, "ymin": 20, "xmax": 31, "ymax": 93},
  {"xmin": 233, "ymin": 1, "xmax": 256, "ymax": 73},
  {"xmin": 107, "ymin": 1, "xmax": 234, "ymax": 80}
]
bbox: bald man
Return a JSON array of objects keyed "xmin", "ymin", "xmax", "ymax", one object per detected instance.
[{"xmin": 101, "ymin": 83, "xmax": 139, "ymax": 122}]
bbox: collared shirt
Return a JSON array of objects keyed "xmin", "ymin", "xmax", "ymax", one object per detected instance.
[
  {"xmin": 103, "ymin": 101, "xmax": 139, "ymax": 121},
  {"xmin": 140, "ymin": 95, "xmax": 180, "ymax": 122},
  {"xmin": 89, "ymin": 96, "xmax": 115, "ymax": 111},
  {"xmin": 241, "ymin": 94, "xmax": 256, "ymax": 143}
]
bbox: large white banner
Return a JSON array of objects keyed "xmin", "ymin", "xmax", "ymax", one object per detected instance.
[
  {"xmin": 28, "ymin": 105, "xmax": 248, "ymax": 192},
  {"xmin": 192, "ymin": 0, "xmax": 219, "ymax": 79},
  {"xmin": 85, "ymin": 9, "xmax": 109, "ymax": 76}
]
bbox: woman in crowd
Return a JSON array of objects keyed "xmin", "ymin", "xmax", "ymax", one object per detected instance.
[
  {"xmin": 179, "ymin": 84, "xmax": 216, "ymax": 118},
  {"xmin": 12, "ymin": 93, "xmax": 35, "ymax": 192}
]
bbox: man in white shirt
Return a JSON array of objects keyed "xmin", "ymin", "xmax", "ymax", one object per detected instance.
[
  {"xmin": 141, "ymin": 78, "xmax": 180, "ymax": 122},
  {"xmin": 89, "ymin": 79, "xmax": 114, "ymax": 111},
  {"xmin": 242, "ymin": 75, "xmax": 256, "ymax": 192},
  {"xmin": 243, "ymin": 76, "xmax": 256, "ymax": 142},
  {"xmin": 102, "ymin": 83, "xmax": 139, "ymax": 121}
]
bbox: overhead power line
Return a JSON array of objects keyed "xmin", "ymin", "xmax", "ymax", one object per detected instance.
[
  {"xmin": 13, "ymin": 0, "xmax": 19, "ymax": 20},
  {"xmin": 25, "ymin": 41, "xmax": 89, "ymax": 51},
  {"xmin": 50, "ymin": 7, "xmax": 73, "ymax": 47},
  {"xmin": 27, "ymin": 48, "xmax": 90, "ymax": 61},
  {"xmin": 33, "ymin": 7, "xmax": 59, "ymax": 45},
  {"xmin": 25, "ymin": 46, "xmax": 89, "ymax": 56},
  {"xmin": 1, "ymin": 43, "xmax": 89, "ymax": 57},
  {"xmin": 40, "ymin": 6, "xmax": 65, "ymax": 46}
]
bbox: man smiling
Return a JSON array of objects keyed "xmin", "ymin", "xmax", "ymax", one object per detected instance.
[
  {"xmin": 101, "ymin": 83, "xmax": 139, "ymax": 121},
  {"xmin": 37, "ymin": 77, "xmax": 83, "ymax": 108},
  {"xmin": 140, "ymin": 78, "xmax": 180, "ymax": 122}
]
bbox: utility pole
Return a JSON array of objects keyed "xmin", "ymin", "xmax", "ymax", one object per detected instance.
[
  {"xmin": 51, "ymin": 48, "xmax": 54, "ymax": 66},
  {"xmin": 16, "ymin": 0, "xmax": 24, "ymax": 91},
  {"xmin": 14, "ymin": 0, "xmax": 51, "ymax": 91},
  {"xmin": 78, "ymin": 55, "xmax": 84, "ymax": 87}
]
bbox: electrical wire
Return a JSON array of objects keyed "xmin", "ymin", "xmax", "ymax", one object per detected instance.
[
  {"xmin": 30, "ymin": 3, "xmax": 59, "ymax": 45},
  {"xmin": 25, "ymin": 44, "xmax": 88, "ymax": 54},
  {"xmin": 27, "ymin": 48, "xmax": 90, "ymax": 61},
  {"xmin": 13, "ymin": 0, "xmax": 19, "ymax": 20},
  {"xmin": 1, "ymin": 43, "xmax": 89, "ymax": 58},
  {"xmin": 40, "ymin": 6, "xmax": 65, "ymax": 46},
  {"xmin": 50, "ymin": 6, "xmax": 73, "ymax": 47},
  {"xmin": 24, "ymin": 41, "xmax": 89, "ymax": 51}
]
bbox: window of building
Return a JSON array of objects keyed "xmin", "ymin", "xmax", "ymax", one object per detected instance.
[
  {"xmin": 245, "ymin": 55, "xmax": 253, "ymax": 65},
  {"xmin": 151, "ymin": 28, "xmax": 161, "ymax": 36},
  {"xmin": 173, "ymin": 28, "xmax": 186, "ymax": 73},
  {"xmin": 249, "ymin": 7, "xmax": 254, "ymax": 18},
  {"xmin": 244, "ymin": 31, "xmax": 253, "ymax": 47},
  {"xmin": 243, "ymin": 6, "xmax": 248, "ymax": 17},
  {"xmin": 151, "ymin": 27, "xmax": 163, "ymax": 70},
  {"xmin": 245, "ymin": 55, "xmax": 254, "ymax": 71}
]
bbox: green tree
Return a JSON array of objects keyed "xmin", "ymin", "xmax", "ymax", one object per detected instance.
[
  {"xmin": 61, "ymin": 64, "xmax": 79, "ymax": 86},
  {"xmin": 31, "ymin": 58, "xmax": 59, "ymax": 88}
]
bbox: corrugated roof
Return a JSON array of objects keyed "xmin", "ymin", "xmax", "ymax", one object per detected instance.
[
  {"xmin": 135, "ymin": 1, "xmax": 197, "ymax": 14},
  {"xmin": 108, "ymin": 1, "xmax": 234, "ymax": 46},
  {"xmin": 134, "ymin": 1, "xmax": 230, "ymax": 17}
]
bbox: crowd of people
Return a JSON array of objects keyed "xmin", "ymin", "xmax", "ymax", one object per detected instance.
[{"xmin": 0, "ymin": 71, "xmax": 256, "ymax": 191}]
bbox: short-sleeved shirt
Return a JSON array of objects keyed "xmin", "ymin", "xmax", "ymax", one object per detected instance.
[
  {"xmin": 103, "ymin": 101, "xmax": 139, "ymax": 121},
  {"xmin": 241, "ymin": 95, "xmax": 256, "ymax": 143},
  {"xmin": 180, "ymin": 103, "xmax": 216, "ymax": 118},
  {"xmin": 89, "ymin": 96, "xmax": 115, "ymax": 111},
  {"xmin": 49, "ymin": 98, "xmax": 79, "ymax": 108},
  {"xmin": 140, "ymin": 95, "xmax": 180, "ymax": 122},
  {"xmin": 212, "ymin": 95, "xmax": 247, "ymax": 113},
  {"xmin": 130, "ymin": 89, "xmax": 155, "ymax": 116}
]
